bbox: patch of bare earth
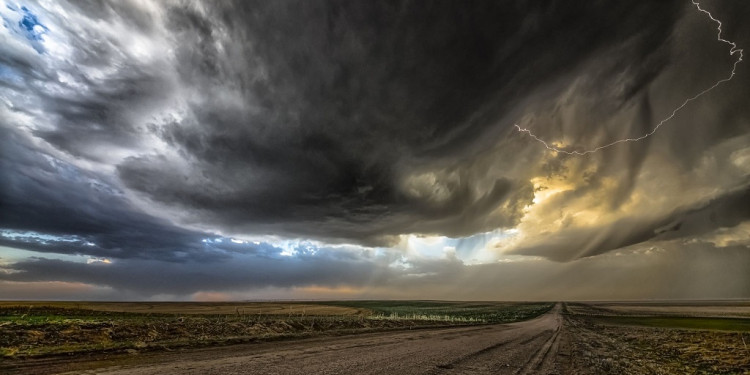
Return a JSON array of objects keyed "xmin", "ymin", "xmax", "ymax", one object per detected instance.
[{"xmin": 564, "ymin": 315, "xmax": 750, "ymax": 374}]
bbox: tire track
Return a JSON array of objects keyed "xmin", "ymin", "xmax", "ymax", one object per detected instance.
[
  {"xmin": 427, "ymin": 303, "xmax": 564, "ymax": 375},
  {"xmin": 427, "ymin": 330, "xmax": 551, "ymax": 374},
  {"xmin": 515, "ymin": 326, "xmax": 561, "ymax": 375}
]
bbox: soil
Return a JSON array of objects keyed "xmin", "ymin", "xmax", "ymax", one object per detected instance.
[
  {"xmin": 3, "ymin": 303, "xmax": 749, "ymax": 375},
  {"xmin": 565, "ymin": 314, "xmax": 750, "ymax": 374}
]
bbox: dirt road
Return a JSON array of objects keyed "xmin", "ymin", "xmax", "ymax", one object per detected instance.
[{"xmin": 41, "ymin": 303, "xmax": 566, "ymax": 375}]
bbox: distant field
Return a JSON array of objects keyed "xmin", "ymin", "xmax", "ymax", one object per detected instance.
[
  {"xmin": 585, "ymin": 301, "xmax": 750, "ymax": 318},
  {"xmin": 0, "ymin": 301, "xmax": 362, "ymax": 316},
  {"xmin": 0, "ymin": 301, "xmax": 552, "ymax": 358},
  {"xmin": 565, "ymin": 302, "xmax": 750, "ymax": 332}
]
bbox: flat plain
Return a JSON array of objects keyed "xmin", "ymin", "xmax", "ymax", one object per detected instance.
[
  {"xmin": 1, "ymin": 301, "xmax": 749, "ymax": 374},
  {"xmin": 0, "ymin": 301, "xmax": 364, "ymax": 316}
]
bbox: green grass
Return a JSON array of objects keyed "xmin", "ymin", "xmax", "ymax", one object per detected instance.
[
  {"xmin": 592, "ymin": 316, "xmax": 750, "ymax": 332},
  {"xmin": 0, "ymin": 306, "xmax": 167, "ymax": 325}
]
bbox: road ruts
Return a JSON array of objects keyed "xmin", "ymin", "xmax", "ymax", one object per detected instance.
[{"xmin": 45, "ymin": 304, "xmax": 567, "ymax": 375}]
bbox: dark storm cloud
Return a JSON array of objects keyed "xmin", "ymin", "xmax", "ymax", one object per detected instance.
[
  {"xmin": 0, "ymin": 2, "xmax": 175, "ymax": 161},
  {"xmin": 1, "ymin": 0, "xmax": 687, "ymax": 245},
  {"xmin": 112, "ymin": 0, "xmax": 683, "ymax": 244},
  {"xmin": 32, "ymin": 70, "xmax": 171, "ymax": 162},
  {"xmin": 1, "ymin": 0, "xmax": 749, "ymax": 302},
  {"xmin": 0, "ymin": 131, "xmax": 212, "ymax": 262}
]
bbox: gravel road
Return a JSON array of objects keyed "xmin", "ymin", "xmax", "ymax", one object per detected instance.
[{"xmin": 56, "ymin": 303, "xmax": 567, "ymax": 375}]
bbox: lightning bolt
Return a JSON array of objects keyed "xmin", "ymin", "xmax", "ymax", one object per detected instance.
[{"xmin": 515, "ymin": 0, "xmax": 743, "ymax": 156}]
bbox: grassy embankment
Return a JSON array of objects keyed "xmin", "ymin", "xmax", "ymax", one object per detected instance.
[{"xmin": 0, "ymin": 301, "xmax": 553, "ymax": 358}]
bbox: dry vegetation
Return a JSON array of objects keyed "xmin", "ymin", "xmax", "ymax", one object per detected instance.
[
  {"xmin": 5, "ymin": 300, "xmax": 750, "ymax": 374},
  {"xmin": 563, "ymin": 303, "xmax": 750, "ymax": 374},
  {"xmin": 0, "ymin": 301, "xmax": 551, "ymax": 359},
  {"xmin": 569, "ymin": 301, "xmax": 750, "ymax": 318}
]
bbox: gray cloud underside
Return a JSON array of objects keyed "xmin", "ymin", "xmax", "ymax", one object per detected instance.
[
  {"xmin": 1, "ymin": 0, "xmax": 749, "ymax": 272},
  {"xmin": 4, "ymin": 1, "xmax": 682, "ymax": 240},
  {"xmin": 2, "ymin": 243, "xmax": 748, "ymax": 300},
  {"xmin": 1, "ymin": 248, "xmax": 390, "ymax": 295},
  {"xmin": 118, "ymin": 0, "xmax": 684, "ymax": 244}
]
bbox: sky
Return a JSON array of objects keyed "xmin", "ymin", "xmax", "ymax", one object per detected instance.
[{"xmin": 0, "ymin": 0, "xmax": 748, "ymax": 301}]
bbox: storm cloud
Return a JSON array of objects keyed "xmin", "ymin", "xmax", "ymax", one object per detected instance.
[{"xmin": 1, "ymin": 0, "xmax": 749, "ymax": 299}]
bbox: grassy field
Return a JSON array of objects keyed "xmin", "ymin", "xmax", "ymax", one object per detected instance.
[{"xmin": 0, "ymin": 301, "xmax": 552, "ymax": 358}]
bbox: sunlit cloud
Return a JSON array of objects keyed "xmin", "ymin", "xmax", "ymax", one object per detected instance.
[{"xmin": 86, "ymin": 258, "xmax": 112, "ymax": 265}]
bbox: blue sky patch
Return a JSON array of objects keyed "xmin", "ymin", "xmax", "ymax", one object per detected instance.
[
  {"xmin": 3, "ymin": 3, "xmax": 48, "ymax": 53},
  {"xmin": 19, "ymin": 5, "xmax": 47, "ymax": 39}
]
